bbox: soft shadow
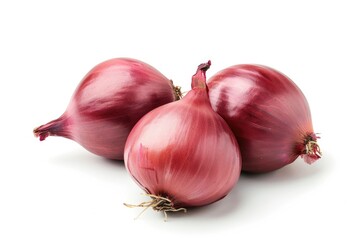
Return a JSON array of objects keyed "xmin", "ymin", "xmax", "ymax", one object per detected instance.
[
  {"xmin": 48, "ymin": 148, "xmax": 334, "ymax": 226},
  {"xmin": 160, "ymin": 177, "xmax": 245, "ymax": 221},
  {"xmin": 50, "ymin": 149, "xmax": 128, "ymax": 183},
  {"xmin": 241, "ymin": 152, "xmax": 333, "ymax": 184},
  {"xmin": 186, "ymin": 194, "xmax": 242, "ymax": 219},
  {"xmin": 102, "ymin": 157, "xmax": 125, "ymax": 168}
]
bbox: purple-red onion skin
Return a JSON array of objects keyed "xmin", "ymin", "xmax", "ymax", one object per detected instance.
[
  {"xmin": 124, "ymin": 62, "xmax": 241, "ymax": 208},
  {"xmin": 208, "ymin": 64, "xmax": 320, "ymax": 173},
  {"xmin": 34, "ymin": 58, "xmax": 177, "ymax": 160}
]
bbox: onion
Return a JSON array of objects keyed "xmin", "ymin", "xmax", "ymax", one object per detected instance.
[
  {"xmin": 207, "ymin": 64, "xmax": 321, "ymax": 173},
  {"xmin": 124, "ymin": 61, "xmax": 241, "ymax": 217},
  {"xmin": 34, "ymin": 58, "xmax": 180, "ymax": 160}
]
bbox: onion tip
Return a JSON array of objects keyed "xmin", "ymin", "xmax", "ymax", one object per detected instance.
[
  {"xmin": 33, "ymin": 117, "xmax": 68, "ymax": 141},
  {"xmin": 198, "ymin": 60, "xmax": 211, "ymax": 71},
  {"xmin": 191, "ymin": 60, "xmax": 211, "ymax": 89},
  {"xmin": 33, "ymin": 127, "xmax": 50, "ymax": 141}
]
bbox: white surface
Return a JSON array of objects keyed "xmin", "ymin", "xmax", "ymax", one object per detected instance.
[{"xmin": 1, "ymin": 0, "xmax": 359, "ymax": 239}]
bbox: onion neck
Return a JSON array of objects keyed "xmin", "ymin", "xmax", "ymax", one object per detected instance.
[
  {"xmin": 33, "ymin": 115, "xmax": 71, "ymax": 141},
  {"xmin": 191, "ymin": 60, "xmax": 211, "ymax": 90}
]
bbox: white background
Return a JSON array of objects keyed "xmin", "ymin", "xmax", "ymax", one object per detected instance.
[{"xmin": 1, "ymin": 0, "xmax": 359, "ymax": 239}]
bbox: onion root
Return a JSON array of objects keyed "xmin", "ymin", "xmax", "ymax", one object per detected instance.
[
  {"xmin": 124, "ymin": 194, "xmax": 187, "ymax": 221},
  {"xmin": 301, "ymin": 133, "xmax": 322, "ymax": 164},
  {"xmin": 170, "ymin": 80, "xmax": 183, "ymax": 100}
]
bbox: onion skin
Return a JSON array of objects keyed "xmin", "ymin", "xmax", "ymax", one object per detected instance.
[
  {"xmin": 124, "ymin": 61, "xmax": 241, "ymax": 210},
  {"xmin": 207, "ymin": 64, "xmax": 321, "ymax": 173},
  {"xmin": 34, "ymin": 58, "xmax": 178, "ymax": 160}
]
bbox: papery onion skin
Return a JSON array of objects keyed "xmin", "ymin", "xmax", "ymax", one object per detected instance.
[
  {"xmin": 207, "ymin": 64, "xmax": 321, "ymax": 173},
  {"xmin": 34, "ymin": 58, "xmax": 178, "ymax": 160},
  {"xmin": 124, "ymin": 61, "xmax": 241, "ymax": 209}
]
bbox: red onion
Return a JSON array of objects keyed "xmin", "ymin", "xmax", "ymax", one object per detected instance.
[
  {"xmin": 124, "ymin": 61, "xmax": 241, "ymax": 216},
  {"xmin": 207, "ymin": 64, "xmax": 321, "ymax": 173},
  {"xmin": 34, "ymin": 58, "xmax": 180, "ymax": 160}
]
